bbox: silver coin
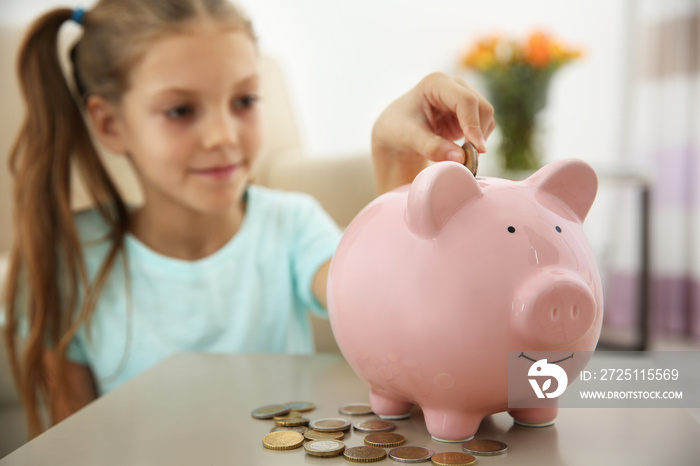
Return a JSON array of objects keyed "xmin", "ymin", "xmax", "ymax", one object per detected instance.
[
  {"xmin": 285, "ymin": 401, "xmax": 315, "ymax": 412},
  {"xmin": 388, "ymin": 446, "xmax": 435, "ymax": 463},
  {"xmin": 309, "ymin": 417, "xmax": 351, "ymax": 432},
  {"xmin": 304, "ymin": 439, "xmax": 346, "ymax": 457}
]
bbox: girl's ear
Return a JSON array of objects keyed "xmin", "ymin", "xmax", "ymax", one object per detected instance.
[{"xmin": 86, "ymin": 95, "xmax": 127, "ymax": 155}]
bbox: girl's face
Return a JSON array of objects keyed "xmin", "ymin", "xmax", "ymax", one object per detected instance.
[{"xmin": 112, "ymin": 23, "xmax": 261, "ymax": 215}]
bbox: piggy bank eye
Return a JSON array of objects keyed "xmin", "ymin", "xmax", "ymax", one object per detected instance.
[
  {"xmin": 555, "ymin": 226, "xmax": 562, "ymax": 233},
  {"xmin": 507, "ymin": 226, "xmax": 516, "ymax": 233}
]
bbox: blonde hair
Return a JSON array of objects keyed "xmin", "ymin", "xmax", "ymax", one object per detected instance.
[{"xmin": 3, "ymin": 0, "xmax": 255, "ymax": 437}]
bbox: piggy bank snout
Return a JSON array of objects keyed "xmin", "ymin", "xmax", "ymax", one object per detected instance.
[{"xmin": 512, "ymin": 270, "xmax": 597, "ymax": 348}]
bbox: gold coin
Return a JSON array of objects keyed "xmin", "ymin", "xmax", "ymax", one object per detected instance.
[
  {"xmin": 309, "ymin": 418, "xmax": 351, "ymax": 432},
  {"xmin": 285, "ymin": 401, "xmax": 316, "ymax": 412},
  {"xmin": 364, "ymin": 432, "xmax": 406, "ymax": 448},
  {"xmin": 353, "ymin": 418, "xmax": 396, "ymax": 432},
  {"xmin": 339, "ymin": 403, "xmax": 373, "ymax": 416},
  {"xmin": 304, "ymin": 430, "xmax": 345, "ymax": 441},
  {"xmin": 462, "ymin": 438, "xmax": 508, "ymax": 456},
  {"xmin": 343, "ymin": 446, "xmax": 387, "ymax": 463},
  {"xmin": 270, "ymin": 425, "xmax": 309, "ymax": 434},
  {"xmin": 262, "ymin": 431, "xmax": 304, "ymax": 450},
  {"xmin": 274, "ymin": 411, "xmax": 302, "ymax": 420},
  {"xmin": 274, "ymin": 416, "xmax": 310, "ymax": 427},
  {"xmin": 304, "ymin": 439, "xmax": 346, "ymax": 458},
  {"xmin": 251, "ymin": 404, "xmax": 290, "ymax": 419},
  {"xmin": 462, "ymin": 142, "xmax": 478, "ymax": 176},
  {"xmin": 388, "ymin": 446, "xmax": 435, "ymax": 463},
  {"xmin": 430, "ymin": 451, "xmax": 476, "ymax": 466}
]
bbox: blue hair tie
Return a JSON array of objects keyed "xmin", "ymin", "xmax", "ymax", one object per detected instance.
[{"xmin": 71, "ymin": 7, "xmax": 86, "ymax": 25}]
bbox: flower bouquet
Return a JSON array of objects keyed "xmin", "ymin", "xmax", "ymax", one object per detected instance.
[{"xmin": 462, "ymin": 31, "xmax": 582, "ymax": 171}]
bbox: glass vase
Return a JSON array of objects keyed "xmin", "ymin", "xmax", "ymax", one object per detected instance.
[{"xmin": 483, "ymin": 65, "xmax": 553, "ymax": 172}]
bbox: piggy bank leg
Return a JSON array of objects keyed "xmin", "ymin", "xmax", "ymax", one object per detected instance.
[
  {"xmin": 423, "ymin": 409, "xmax": 480, "ymax": 442},
  {"xmin": 369, "ymin": 388, "xmax": 414, "ymax": 420},
  {"xmin": 508, "ymin": 406, "xmax": 558, "ymax": 427}
]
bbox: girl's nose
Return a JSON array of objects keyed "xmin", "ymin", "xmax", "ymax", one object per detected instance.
[{"xmin": 202, "ymin": 111, "xmax": 239, "ymax": 150}]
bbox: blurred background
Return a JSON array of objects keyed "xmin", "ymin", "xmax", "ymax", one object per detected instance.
[
  {"xmin": 1, "ymin": 1, "xmax": 699, "ymax": 337},
  {"xmin": 1, "ymin": 0, "xmax": 699, "ymax": 345}
]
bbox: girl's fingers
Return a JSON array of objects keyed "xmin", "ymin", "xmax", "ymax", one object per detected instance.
[
  {"xmin": 406, "ymin": 121, "xmax": 465, "ymax": 164},
  {"xmin": 485, "ymin": 118, "xmax": 496, "ymax": 139},
  {"xmin": 423, "ymin": 73, "xmax": 494, "ymax": 153},
  {"xmin": 452, "ymin": 75, "xmax": 495, "ymax": 141}
]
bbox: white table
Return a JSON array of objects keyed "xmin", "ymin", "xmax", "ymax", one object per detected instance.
[{"xmin": 2, "ymin": 353, "xmax": 699, "ymax": 465}]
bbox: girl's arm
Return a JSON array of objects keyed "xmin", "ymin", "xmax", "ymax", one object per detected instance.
[
  {"xmin": 42, "ymin": 350, "xmax": 98, "ymax": 424},
  {"xmin": 312, "ymin": 259, "xmax": 332, "ymax": 310},
  {"xmin": 371, "ymin": 72, "xmax": 495, "ymax": 194}
]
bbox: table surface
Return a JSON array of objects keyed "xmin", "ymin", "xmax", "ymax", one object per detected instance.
[{"xmin": 2, "ymin": 352, "xmax": 699, "ymax": 465}]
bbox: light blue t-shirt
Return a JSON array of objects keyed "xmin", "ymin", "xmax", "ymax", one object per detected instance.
[{"xmin": 67, "ymin": 185, "xmax": 342, "ymax": 394}]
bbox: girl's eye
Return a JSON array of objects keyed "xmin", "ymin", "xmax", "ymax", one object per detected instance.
[
  {"xmin": 233, "ymin": 94, "xmax": 259, "ymax": 110},
  {"xmin": 165, "ymin": 105, "xmax": 194, "ymax": 119}
]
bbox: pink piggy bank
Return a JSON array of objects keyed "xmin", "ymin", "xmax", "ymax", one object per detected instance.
[{"xmin": 327, "ymin": 159, "xmax": 603, "ymax": 442}]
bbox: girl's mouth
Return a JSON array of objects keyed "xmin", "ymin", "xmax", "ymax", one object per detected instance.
[{"xmin": 192, "ymin": 163, "xmax": 240, "ymax": 180}]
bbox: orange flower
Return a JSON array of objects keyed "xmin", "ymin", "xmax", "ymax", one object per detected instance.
[
  {"xmin": 461, "ymin": 30, "xmax": 582, "ymax": 72},
  {"xmin": 461, "ymin": 35, "xmax": 500, "ymax": 70},
  {"xmin": 524, "ymin": 31, "xmax": 553, "ymax": 69}
]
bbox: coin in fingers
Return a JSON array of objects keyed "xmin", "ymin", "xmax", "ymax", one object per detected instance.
[{"xmin": 462, "ymin": 142, "xmax": 478, "ymax": 177}]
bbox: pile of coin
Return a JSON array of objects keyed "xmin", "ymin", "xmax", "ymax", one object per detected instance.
[{"xmin": 253, "ymin": 401, "xmax": 508, "ymax": 463}]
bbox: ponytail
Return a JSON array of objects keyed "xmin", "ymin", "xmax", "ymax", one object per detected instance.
[
  {"xmin": 3, "ymin": 0, "xmax": 256, "ymax": 437},
  {"xmin": 3, "ymin": 8, "xmax": 128, "ymax": 437}
]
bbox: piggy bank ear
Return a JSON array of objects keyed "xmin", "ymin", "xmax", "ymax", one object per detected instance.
[
  {"xmin": 405, "ymin": 161, "xmax": 484, "ymax": 238},
  {"xmin": 527, "ymin": 159, "xmax": 598, "ymax": 222}
]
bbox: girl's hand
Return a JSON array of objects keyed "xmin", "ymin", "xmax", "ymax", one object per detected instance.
[{"xmin": 371, "ymin": 72, "xmax": 495, "ymax": 194}]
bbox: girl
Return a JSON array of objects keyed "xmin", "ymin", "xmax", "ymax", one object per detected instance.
[{"xmin": 3, "ymin": 0, "xmax": 494, "ymax": 436}]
